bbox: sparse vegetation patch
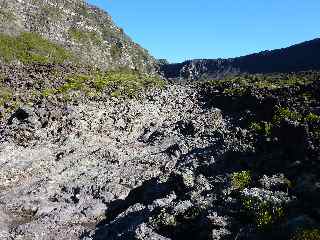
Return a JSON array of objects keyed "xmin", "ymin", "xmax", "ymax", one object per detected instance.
[
  {"xmin": 242, "ymin": 195, "xmax": 285, "ymax": 229},
  {"xmin": 291, "ymin": 228, "xmax": 320, "ymax": 240},
  {"xmin": 41, "ymin": 69, "xmax": 166, "ymax": 99},
  {"xmin": 231, "ymin": 171, "xmax": 252, "ymax": 190},
  {"xmin": 0, "ymin": 32, "xmax": 73, "ymax": 64},
  {"xmin": 69, "ymin": 28, "xmax": 102, "ymax": 45}
]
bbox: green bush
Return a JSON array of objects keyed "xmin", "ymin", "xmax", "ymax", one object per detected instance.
[
  {"xmin": 41, "ymin": 6, "xmax": 63, "ymax": 20},
  {"xmin": 0, "ymin": 32, "xmax": 72, "ymax": 64},
  {"xmin": 92, "ymin": 70, "xmax": 165, "ymax": 97},
  {"xmin": 41, "ymin": 69, "xmax": 166, "ymax": 99},
  {"xmin": 0, "ymin": 9, "xmax": 16, "ymax": 21},
  {"xmin": 0, "ymin": 87, "xmax": 12, "ymax": 106},
  {"xmin": 223, "ymin": 87, "xmax": 247, "ymax": 96},
  {"xmin": 242, "ymin": 197, "xmax": 284, "ymax": 229},
  {"xmin": 272, "ymin": 107, "xmax": 302, "ymax": 124},
  {"xmin": 249, "ymin": 121, "xmax": 272, "ymax": 136},
  {"xmin": 205, "ymin": 72, "xmax": 317, "ymax": 93},
  {"xmin": 69, "ymin": 28, "xmax": 102, "ymax": 45},
  {"xmin": 152, "ymin": 210, "xmax": 177, "ymax": 227},
  {"xmin": 231, "ymin": 171, "xmax": 252, "ymax": 190},
  {"xmin": 59, "ymin": 74, "xmax": 90, "ymax": 93},
  {"xmin": 304, "ymin": 113, "xmax": 320, "ymax": 123},
  {"xmin": 291, "ymin": 229, "xmax": 320, "ymax": 240}
]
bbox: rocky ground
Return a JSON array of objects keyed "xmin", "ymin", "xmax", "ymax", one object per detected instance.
[{"xmin": 0, "ymin": 65, "xmax": 319, "ymax": 240}]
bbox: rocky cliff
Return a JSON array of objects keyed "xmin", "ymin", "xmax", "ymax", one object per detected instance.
[
  {"xmin": 0, "ymin": 0, "xmax": 157, "ymax": 72},
  {"xmin": 161, "ymin": 38, "xmax": 320, "ymax": 80}
]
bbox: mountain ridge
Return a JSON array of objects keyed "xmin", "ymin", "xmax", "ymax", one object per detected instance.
[{"xmin": 160, "ymin": 37, "xmax": 320, "ymax": 80}]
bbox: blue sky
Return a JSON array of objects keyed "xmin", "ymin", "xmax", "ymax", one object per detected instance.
[{"xmin": 87, "ymin": 0, "xmax": 320, "ymax": 63}]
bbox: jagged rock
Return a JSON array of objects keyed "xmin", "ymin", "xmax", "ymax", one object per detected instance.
[
  {"xmin": 211, "ymin": 228, "xmax": 232, "ymax": 240},
  {"xmin": 0, "ymin": 83, "xmax": 236, "ymax": 239},
  {"xmin": 259, "ymin": 174, "xmax": 291, "ymax": 192},
  {"xmin": 135, "ymin": 223, "xmax": 171, "ymax": 240},
  {"xmin": 242, "ymin": 188, "xmax": 292, "ymax": 205}
]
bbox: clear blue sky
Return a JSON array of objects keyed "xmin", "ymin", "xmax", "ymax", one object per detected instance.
[{"xmin": 87, "ymin": 0, "xmax": 320, "ymax": 63}]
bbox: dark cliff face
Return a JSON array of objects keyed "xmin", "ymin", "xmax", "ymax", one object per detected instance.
[
  {"xmin": 160, "ymin": 38, "xmax": 320, "ymax": 80},
  {"xmin": 0, "ymin": 0, "xmax": 157, "ymax": 73}
]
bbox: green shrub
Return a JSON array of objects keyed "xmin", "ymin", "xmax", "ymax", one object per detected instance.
[
  {"xmin": 205, "ymin": 72, "xmax": 317, "ymax": 93},
  {"xmin": 41, "ymin": 69, "xmax": 166, "ymax": 99},
  {"xmin": 272, "ymin": 107, "xmax": 302, "ymax": 124},
  {"xmin": 291, "ymin": 228, "xmax": 320, "ymax": 240},
  {"xmin": 0, "ymin": 87, "xmax": 12, "ymax": 106},
  {"xmin": 223, "ymin": 87, "xmax": 247, "ymax": 96},
  {"xmin": 41, "ymin": 88, "xmax": 57, "ymax": 97},
  {"xmin": 256, "ymin": 204, "xmax": 283, "ymax": 228},
  {"xmin": 77, "ymin": 4, "xmax": 93, "ymax": 18},
  {"xmin": 69, "ymin": 28, "xmax": 102, "ymax": 45},
  {"xmin": 313, "ymin": 127, "xmax": 320, "ymax": 140},
  {"xmin": 0, "ymin": 32, "xmax": 72, "ymax": 64},
  {"xmin": 304, "ymin": 113, "xmax": 320, "ymax": 123},
  {"xmin": 91, "ymin": 70, "xmax": 165, "ymax": 98},
  {"xmin": 151, "ymin": 209, "xmax": 177, "ymax": 227},
  {"xmin": 242, "ymin": 197, "xmax": 284, "ymax": 229},
  {"xmin": 249, "ymin": 121, "xmax": 272, "ymax": 136},
  {"xmin": 301, "ymin": 92, "xmax": 313, "ymax": 101},
  {"xmin": 231, "ymin": 171, "xmax": 252, "ymax": 190},
  {"xmin": 0, "ymin": 9, "xmax": 16, "ymax": 21},
  {"xmin": 59, "ymin": 74, "xmax": 90, "ymax": 93},
  {"xmin": 42, "ymin": 5, "xmax": 62, "ymax": 20}
]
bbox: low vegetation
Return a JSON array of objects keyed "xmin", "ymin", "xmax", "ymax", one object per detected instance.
[
  {"xmin": 41, "ymin": 5, "xmax": 63, "ymax": 20},
  {"xmin": 242, "ymin": 196, "xmax": 285, "ymax": 229},
  {"xmin": 41, "ymin": 69, "xmax": 165, "ymax": 99},
  {"xmin": 249, "ymin": 108, "xmax": 320, "ymax": 138},
  {"xmin": 231, "ymin": 171, "xmax": 252, "ymax": 190},
  {"xmin": 151, "ymin": 209, "xmax": 177, "ymax": 228},
  {"xmin": 0, "ymin": 65, "xmax": 165, "ymax": 120},
  {"xmin": 272, "ymin": 107, "xmax": 302, "ymax": 124},
  {"xmin": 0, "ymin": 9, "xmax": 15, "ymax": 22},
  {"xmin": 69, "ymin": 28, "xmax": 102, "ymax": 45},
  {"xmin": 0, "ymin": 32, "xmax": 72, "ymax": 64},
  {"xmin": 249, "ymin": 121, "xmax": 272, "ymax": 136},
  {"xmin": 304, "ymin": 112, "xmax": 320, "ymax": 123},
  {"xmin": 291, "ymin": 228, "xmax": 320, "ymax": 240},
  {"xmin": 206, "ymin": 72, "xmax": 319, "ymax": 96}
]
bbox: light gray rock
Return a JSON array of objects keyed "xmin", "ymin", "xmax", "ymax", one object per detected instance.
[
  {"xmin": 135, "ymin": 223, "xmax": 171, "ymax": 240},
  {"xmin": 0, "ymin": 84, "xmax": 236, "ymax": 239}
]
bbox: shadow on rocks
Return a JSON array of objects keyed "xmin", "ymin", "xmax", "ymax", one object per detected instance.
[{"xmin": 87, "ymin": 178, "xmax": 171, "ymax": 240}]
